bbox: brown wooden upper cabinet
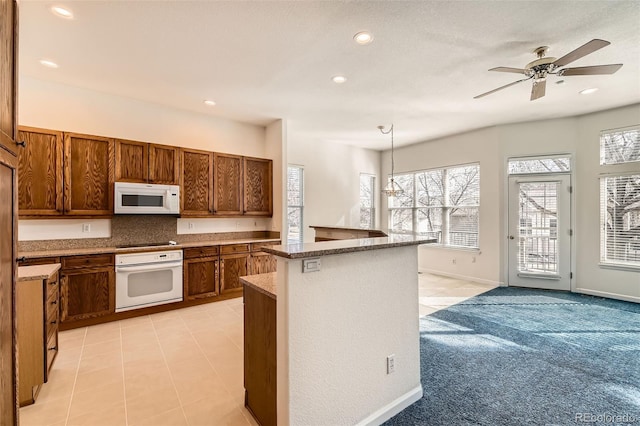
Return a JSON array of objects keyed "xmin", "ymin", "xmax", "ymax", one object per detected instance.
[
  {"xmin": 181, "ymin": 148, "xmax": 214, "ymax": 216},
  {"xmin": 243, "ymin": 157, "xmax": 273, "ymax": 216},
  {"xmin": 17, "ymin": 127, "xmax": 64, "ymax": 216},
  {"xmin": 115, "ymin": 140, "xmax": 180, "ymax": 185},
  {"xmin": 213, "ymin": 152, "xmax": 243, "ymax": 215},
  {"xmin": 0, "ymin": 0, "xmax": 18, "ymax": 158},
  {"xmin": 63, "ymin": 132, "xmax": 114, "ymax": 216}
]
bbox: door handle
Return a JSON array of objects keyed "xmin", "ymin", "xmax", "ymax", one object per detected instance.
[{"xmin": 509, "ymin": 235, "xmax": 515, "ymax": 240}]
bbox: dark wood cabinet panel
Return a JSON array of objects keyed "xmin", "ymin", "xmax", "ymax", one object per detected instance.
[
  {"xmin": 17, "ymin": 127, "xmax": 64, "ymax": 216},
  {"xmin": 63, "ymin": 133, "xmax": 114, "ymax": 216},
  {"xmin": 0, "ymin": 0, "xmax": 18, "ymax": 158},
  {"xmin": 115, "ymin": 139, "xmax": 148, "ymax": 183},
  {"xmin": 213, "ymin": 153, "xmax": 243, "ymax": 215},
  {"xmin": 184, "ymin": 256, "xmax": 219, "ymax": 300},
  {"xmin": 220, "ymin": 253, "xmax": 249, "ymax": 295},
  {"xmin": 250, "ymin": 252, "xmax": 277, "ymax": 275},
  {"xmin": 149, "ymin": 144, "xmax": 180, "ymax": 185},
  {"xmin": 181, "ymin": 148, "xmax": 213, "ymax": 216},
  {"xmin": 61, "ymin": 267, "xmax": 115, "ymax": 322},
  {"xmin": 244, "ymin": 157, "xmax": 272, "ymax": 216},
  {"xmin": 0, "ymin": 0, "xmax": 19, "ymax": 422}
]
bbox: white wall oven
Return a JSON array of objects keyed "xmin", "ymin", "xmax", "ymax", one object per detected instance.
[
  {"xmin": 114, "ymin": 182, "xmax": 180, "ymax": 215},
  {"xmin": 115, "ymin": 250, "xmax": 183, "ymax": 312}
]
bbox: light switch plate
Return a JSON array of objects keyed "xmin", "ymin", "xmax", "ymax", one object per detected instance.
[{"xmin": 302, "ymin": 258, "xmax": 321, "ymax": 273}]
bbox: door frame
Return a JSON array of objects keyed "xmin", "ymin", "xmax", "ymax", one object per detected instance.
[{"xmin": 502, "ymin": 153, "xmax": 576, "ymax": 292}]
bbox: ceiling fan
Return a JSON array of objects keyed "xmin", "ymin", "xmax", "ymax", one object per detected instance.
[{"xmin": 474, "ymin": 39, "xmax": 623, "ymax": 101}]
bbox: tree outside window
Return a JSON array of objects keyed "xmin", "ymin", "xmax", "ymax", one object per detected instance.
[
  {"xmin": 359, "ymin": 174, "xmax": 375, "ymax": 229},
  {"xmin": 287, "ymin": 166, "xmax": 304, "ymax": 245}
]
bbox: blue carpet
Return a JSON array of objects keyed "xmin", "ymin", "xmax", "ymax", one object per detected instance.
[{"xmin": 385, "ymin": 287, "xmax": 640, "ymax": 426}]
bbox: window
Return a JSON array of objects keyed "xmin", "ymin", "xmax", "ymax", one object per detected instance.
[
  {"xmin": 287, "ymin": 166, "xmax": 304, "ymax": 245},
  {"xmin": 388, "ymin": 164, "xmax": 480, "ymax": 249},
  {"xmin": 508, "ymin": 156, "xmax": 571, "ymax": 174},
  {"xmin": 600, "ymin": 126, "xmax": 640, "ymax": 267},
  {"xmin": 359, "ymin": 174, "xmax": 375, "ymax": 229}
]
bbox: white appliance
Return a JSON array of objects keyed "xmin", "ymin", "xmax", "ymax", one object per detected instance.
[
  {"xmin": 115, "ymin": 250, "xmax": 183, "ymax": 312},
  {"xmin": 114, "ymin": 182, "xmax": 180, "ymax": 214}
]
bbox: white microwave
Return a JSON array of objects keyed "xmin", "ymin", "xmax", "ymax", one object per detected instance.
[{"xmin": 114, "ymin": 182, "xmax": 180, "ymax": 215}]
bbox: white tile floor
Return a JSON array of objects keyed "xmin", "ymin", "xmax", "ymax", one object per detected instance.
[{"xmin": 20, "ymin": 273, "xmax": 496, "ymax": 426}]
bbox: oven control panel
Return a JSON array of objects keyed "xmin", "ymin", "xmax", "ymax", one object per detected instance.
[{"xmin": 116, "ymin": 250, "xmax": 183, "ymax": 266}]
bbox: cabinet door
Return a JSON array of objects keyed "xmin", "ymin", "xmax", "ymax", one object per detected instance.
[
  {"xmin": 213, "ymin": 153, "xmax": 243, "ymax": 215},
  {"xmin": 220, "ymin": 253, "xmax": 249, "ymax": 295},
  {"xmin": 181, "ymin": 148, "xmax": 213, "ymax": 216},
  {"xmin": 0, "ymin": 0, "xmax": 18, "ymax": 158},
  {"xmin": 115, "ymin": 139, "xmax": 148, "ymax": 183},
  {"xmin": 243, "ymin": 157, "xmax": 272, "ymax": 216},
  {"xmin": 17, "ymin": 127, "xmax": 64, "ymax": 216},
  {"xmin": 149, "ymin": 143, "xmax": 180, "ymax": 185},
  {"xmin": 61, "ymin": 267, "xmax": 115, "ymax": 322},
  {"xmin": 184, "ymin": 256, "xmax": 219, "ymax": 300},
  {"xmin": 250, "ymin": 252, "xmax": 277, "ymax": 275},
  {"xmin": 63, "ymin": 133, "xmax": 114, "ymax": 216}
]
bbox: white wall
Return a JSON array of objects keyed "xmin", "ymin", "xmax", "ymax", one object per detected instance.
[
  {"xmin": 266, "ymin": 119, "xmax": 287, "ymax": 235},
  {"xmin": 382, "ymin": 103, "xmax": 640, "ymax": 301},
  {"xmin": 287, "ymin": 133, "xmax": 381, "ymax": 243},
  {"xmin": 277, "ymin": 246, "xmax": 421, "ymax": 425},
  {"xmin": 18, "ymin": 77, "xmax": 277, "ymax": 240}
]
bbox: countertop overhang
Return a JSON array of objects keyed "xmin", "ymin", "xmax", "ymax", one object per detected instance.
[
  {"xmin": 262, "ymin": 235, "xmax": 437, "ymax": 259},
  {"xmin": 18, "ymin": 263, "xmax": 61, "ymax": 281}
]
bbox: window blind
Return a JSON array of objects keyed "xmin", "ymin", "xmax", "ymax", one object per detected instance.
[{"xmin": 600, "ymin": 174, "xmax": 640, "ymax": 265}]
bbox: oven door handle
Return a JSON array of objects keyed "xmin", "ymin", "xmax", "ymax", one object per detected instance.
[{"xmin": 116, "ymin": 261, "xmax": 182, "ymax": 273}]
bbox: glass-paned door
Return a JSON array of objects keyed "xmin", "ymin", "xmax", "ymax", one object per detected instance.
[{"xmin": 508, "ymin": 175, "xmax": 571, "ymax": 290}]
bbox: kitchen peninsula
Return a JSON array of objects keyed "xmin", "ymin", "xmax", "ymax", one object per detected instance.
[{"xmin": 260, "ymin": 235, "xmax": 435, "ymax": 425}]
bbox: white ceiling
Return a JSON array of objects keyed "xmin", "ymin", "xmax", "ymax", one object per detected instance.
[{"xmin": 18, "ymin": 0, "xmax": 640, "ymax": 150}]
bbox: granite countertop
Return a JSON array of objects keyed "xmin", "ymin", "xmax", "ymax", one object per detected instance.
[
  {"xmin": 18, "ymin": 263, "xmax": 61, "ymax": 282},
  {"xmin": 309, "ymin": 225, "xmax": 386, "ymax": 233},
  {"xmin": 240, "ymin": 272, "xmax": 276, "ymax": 300},
  {"xmin": 262, "ymin": 235, "xmax": 437, "ymax": 259},
  {"xmin": 19, "ymin": 238, "xmax": 281, "ymax": 259}
]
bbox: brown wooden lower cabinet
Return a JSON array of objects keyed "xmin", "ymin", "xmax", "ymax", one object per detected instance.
[
  {"xmin": 244, "ymin": 283, "xmax": 276, "ymax": 426},
  {"xmin": 60, "ymin": 254, "xmax": 115, "ymax": 323},
  {"xmin": 250, "ymin": 252, "xmax": 277, "ymax": 275},
  {"xmin": 220, "ymin": 252, "xmax": 249, "ymax": 294},
  {"xmin": 183, "ymin": 246, "xmax": 219, "ymax": 300}
]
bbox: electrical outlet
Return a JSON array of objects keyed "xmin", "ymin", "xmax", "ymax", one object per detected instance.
[
  {"xmin": 387, "ymin": 354, "xmax": 395, "ymax": 374},
  {"xmin": 452, "ymin": 258, "xmax": 456, "ymax": 265},
  {"xmin": 82, "ymin": 223, "xmax": 91, "ymax": 233},
  {"xmin": 188, "ymin": 222, "xmax": 195, "ymax": 230}
]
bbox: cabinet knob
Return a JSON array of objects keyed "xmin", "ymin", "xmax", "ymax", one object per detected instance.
[
  {"xmin": 51, "ymin": 300, "xmax": 57, "ymax": 305},
  {"xmin": 50, "ymin": 320, "xmax": 57, "ymax": 325},
  {"xmin": 16, "ymin": 256, "xmax": 26, "ymax": 263},
  {"xmin": 15, "ymin": 140, "xmax": 26, "ymax": 148},
  {"xmin": 49, "ymin": 281, "xmax": 57, "ymax": 285},
  {"xmin": 48, "ymin": 346, "xmax": 58, "ymax": 351}
]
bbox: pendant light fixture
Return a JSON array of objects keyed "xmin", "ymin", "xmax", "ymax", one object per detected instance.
[{"xmin": 378, "ymin": 124, "xmax": 404, "ymax": 197}]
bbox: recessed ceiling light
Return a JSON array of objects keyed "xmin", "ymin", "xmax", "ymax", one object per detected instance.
[
  {"xmin": 39, "ymin": 59, "xmax": 59, "ymax": 69},
  {"xmin": 50, "ymin": 5, "xmax": 73, "ymax": 19},
  {"xmin": 579, "ymin": 88, "xmax": 598, "ymax": 95},
  {"xmin": 353, "ymin": 31, "xmax": 373, "ymax": 45},
  {"xmin": 204, "ymin": 100, "xmax": 216, "ymax": 106},
  {"xmin": 332, "ymin": 75, "xmax": 347, "ymax": 84}
]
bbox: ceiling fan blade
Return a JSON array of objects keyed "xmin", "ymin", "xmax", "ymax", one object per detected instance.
[
  {"xmin": 489, "ymin": 67, "xmax": 527, "ymax": 74},
  {"xmin": 560, "ymin": 64, "xmax": 623, "ymax": 76},
  {"xmin": 530, "ymin": 79, "xmax": 546, "ymax": 101},
  {"xmin": 474, "ymin": 78, "xmax": 531, "ymax": 99},
  {"xmin": 553, "ymin": 39, "xmax": 610, "ymax": 67}
]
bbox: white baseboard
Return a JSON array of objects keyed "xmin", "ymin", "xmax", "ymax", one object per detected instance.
[
  {"xmin": 575, "ymin": 288, "xmax": 640, "ymax": 304},
  {"xmin": 357, "ymin": 385, "xmax": 423, "ymax": 426},
  {"xmin": 419, "ymin": 268, "xmax": 503, "ymax": 287}
]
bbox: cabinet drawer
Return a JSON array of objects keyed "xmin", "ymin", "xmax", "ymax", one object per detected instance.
[
  {"xmin": 183, "ymin": 246, "xmax": 219, "ymax": 259},
  {"xmin": 220, "ymin": 244, "xmax": 250, "ymax": 255},
  {"xmin": 46, "ymin": 276, "xmax": 59, "ymax": 301},
  {"xmin": 62, "ymin": 254, "xmax": 114, "ymax": 270},
  {"xmin": 250, "ymin": 241, "xmax": 280, "ymax": 252},
  {"xmin": 46, "ymin": 306, "xmax": 58, "ymax": 341},
  {"xmin": 17, "ymin": 256, "xmax": 61, "ymax": 266}
]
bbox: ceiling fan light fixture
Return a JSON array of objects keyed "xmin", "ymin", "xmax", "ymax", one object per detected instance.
[{"xmin": 579, "ymin": 88, "xmax": 598, "ymax": 95}]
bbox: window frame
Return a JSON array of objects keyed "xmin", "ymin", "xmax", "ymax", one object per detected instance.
[
  {"xmin": 287, "ymin": 165, "xmax": 304, "ymax": 245},
  {"xmin": 387, "ymin": 162, "xmax": 480, "ymax": 249}
]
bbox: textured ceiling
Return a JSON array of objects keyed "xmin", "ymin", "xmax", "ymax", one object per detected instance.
[{"xmin": 18, "ymin": 1, "xmax": 640, "ymax": 150}]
